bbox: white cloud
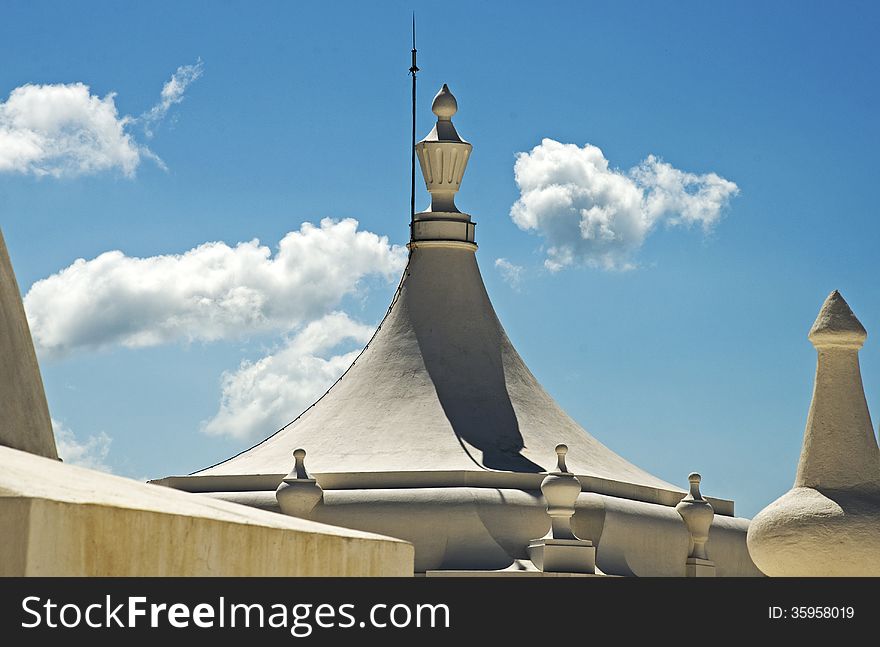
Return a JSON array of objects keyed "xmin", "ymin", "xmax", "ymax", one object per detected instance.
[
  {"xmin": 0, "ymin": 60, "xmax": 202, "ymax": 177},
  {"xmin": 202, "ymin": 312, "xmax": 374, "ymax": 440},
  {"xmin": 52, "ymin": 418, "xmax": 113, "ymax": 472},
  {"xmin": 142, "ymin": 60, "xmax": 204, "ymax": 137},
  {"xmin": 0, "ymin": 83, "xmax": 142, "ymax": 177},
  {"xmin": 510, "ymin": 139, "xmax": 739, "ymax": 270},
  {"xmin": 25, "ymin": 218, "xmax": 406, "ymax": 358},
  {"xmin": 495, "ymin": 258, "xmax": 524, "ymax": 289}
]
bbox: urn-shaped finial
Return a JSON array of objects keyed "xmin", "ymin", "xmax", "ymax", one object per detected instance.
[
  {"xmin": 414, "ymin": 84, "xmax": 473, "ymax": 217},
  {"xmin": 675, "ymin": 473, "xmax": 714, "ymax": 561},
  {"xmin": 541, "ymin": 444, "xmax": 580, "ymax": 540},
  {"xmin": 275, "ymin": 448, "xmax": 323, "ymax": 518},
  {"xmin": 527, "ymin": 443, "xmax": 596, "ymax": 573}
]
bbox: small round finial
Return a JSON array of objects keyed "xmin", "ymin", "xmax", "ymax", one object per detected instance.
[
  {"xmin": 432, "ymin": 84, "xmax": 458, "ymax": 120},
  {"xmin": 676, "ymin": 471, "xmax": 715, "ymax": 567},
  {"xmin": 276, "ymin": 447, "xmax": 323, "ymax": 517},
  {"xmin": 292, "ymin": 448, "xmax": 309, "ymax": 479},
  {"xmin": 687, "ymin": 472, "xmax": 704, "ymax": 500},
  {"xmin": 555, "ymin": 444, "xmax": 569, "ymax": 473}
]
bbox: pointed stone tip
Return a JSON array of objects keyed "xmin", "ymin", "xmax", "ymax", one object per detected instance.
[
  {"xmin": 809, "ymin": 290, "xmax": 867, "ymax": 347},
  {"xmin": 432, "ymin": 84, "xmax": 457, "ymax": 120}
]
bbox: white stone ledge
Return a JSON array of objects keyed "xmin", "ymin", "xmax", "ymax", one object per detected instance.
[{"xmin": 1, "ymin": 446, "xmax": 413, "ymax": 576}]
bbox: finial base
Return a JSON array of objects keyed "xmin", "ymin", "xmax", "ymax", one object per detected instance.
[
  {"xmin": 407, "ymin": 240, "xmax": 477, "ymax": 252},
  {"xmin": 410, "ymin": 216, "xmax": 475, "ymax": 246},
  {"xmin": 685, "ymin": 557, "xmax": 716, "ymax": 577},
  {"xmin": 527, "ymin": 538, "xmax": 596, "ymax": 574}
]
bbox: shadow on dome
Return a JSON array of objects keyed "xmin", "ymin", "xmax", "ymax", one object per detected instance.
[{"xmin": 408, "ymin": 256, "xmax": 543, "ymax": 474}]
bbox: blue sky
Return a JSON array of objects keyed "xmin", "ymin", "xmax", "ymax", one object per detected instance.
[{"xmin": 1, "ymin": 1, "xmax": 878, "ymax": 517}]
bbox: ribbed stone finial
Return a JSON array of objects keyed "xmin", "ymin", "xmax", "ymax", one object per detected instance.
[
  {"xmin": 432, "ymin": 84, "xmax": 457, "ymax": 120},
  {"xmin": 527, "ymin": 444, "xmax": 596, "ymax": 573},
  {"xmin": 412, "ymin": 84, "xmax": 475, "ymax": 246},
  {"xmin": 675, "ymin": 472, "xmax": 716, "ymax": 577},
  {"xmin": 275, "ymin": 448, "xmax": 323, "ymax": 518}
]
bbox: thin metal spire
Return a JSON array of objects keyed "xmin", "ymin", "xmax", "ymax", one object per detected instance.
[{"xmin": 409, "ymin": 13, "xmax": 419, "ymax": 240}]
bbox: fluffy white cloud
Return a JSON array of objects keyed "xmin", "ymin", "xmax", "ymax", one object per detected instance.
[
  {"xmin": 0, "ymin": 83, "xmax": 142, "ymax": 177},
  {"xmin": 202, "ymin": 312, "xmax": 374, "ymax": 440},
  {"xmin": 510, "ymin": 139, "xmax": 739, "ymax": 270},
  {"xmin": 142, "ymin": 60, "xmax": 204, "ymax": 137},
  {"xmin": 52, "ymin": 418, "xmax": 113, "ymax": 472},
  {"xmin": 0, "ymin": 60, "xmax": 202, "ymax": 177},
  {"xmin": 25, "ymin": 218, "xmax": 406, "ymax": 357},
  {"xmin": 495, "ymin": 258, "xmax": 524, "ymax": 289}
]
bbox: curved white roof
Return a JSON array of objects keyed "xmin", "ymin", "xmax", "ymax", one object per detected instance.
[
  {"xmin": 185, "ymin": 84, "xmax": 683, "ymax": 499},
  {"xmin": 195, "ymin": 244, "xmax": 676, "ymax": 492}
]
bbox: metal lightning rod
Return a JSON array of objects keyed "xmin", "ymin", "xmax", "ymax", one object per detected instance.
[{"xmin": 409, "ymin": 14, "xmax": 419, "ymax": 241}]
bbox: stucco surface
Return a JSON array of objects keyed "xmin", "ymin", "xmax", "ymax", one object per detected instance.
[
  {"xmin": 747, "ymin": 291, "xmax": 880, "ymax": 576},
  {"xmin": 201, "ymin": 487, "xmax": 760, "ymax": 575},
  {"xmin": 747, "ymin": 486, "xmax": 880, "ymax": 576},
  {"xmin": 195, "ymin": 247, "xmax": 678, "ymax": 495},
  {"xmin": 0, "ymin": 445, "xmax": 413, "ymax": 576},
  {"xmin": 167, "ymin": 86, "xmax": 755, "ymax": 576},
  {"xmin": 0, "ymin": 229, "xmax": 57, "ymax": 460}
]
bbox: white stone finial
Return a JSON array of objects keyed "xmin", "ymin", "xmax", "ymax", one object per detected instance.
[
  {"xmin": 542, "ymin": 461, "xmax": 580, "ymax": 542},
  {"xmin": 797, "ymin": 291, "xmax": 879, "ymax": 490},
  {"xmin": 412, "ymin": 83, "xmax": 474, "ymax": 239},
  {"xmin": 292, "ymin": 447, "xmax": 309, "ymax": 479},
  {"xmin": 276, "ymin": 448, "xmax": 323, "ymax": 518},
  {"xmin": 432, "ymin": 84, "xmax": 457, "ymax": 120},
  {"xmin": 675, "ymin": 472, "xmax": 715, "ymax": 577},
  {"xmin": 555, "ymin": 443, "xmax": 569, "ymax": 473},
  {"xmin": 748, "ymin": 291, "xmax": 880, "ymax": 576},
  {"xmin": 527, "ymin": 444, "xmax": 595, "ymax": 573},
  {"xmin": 688, "ymin": 472, "xmax": 702, "ymax": 499}
]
